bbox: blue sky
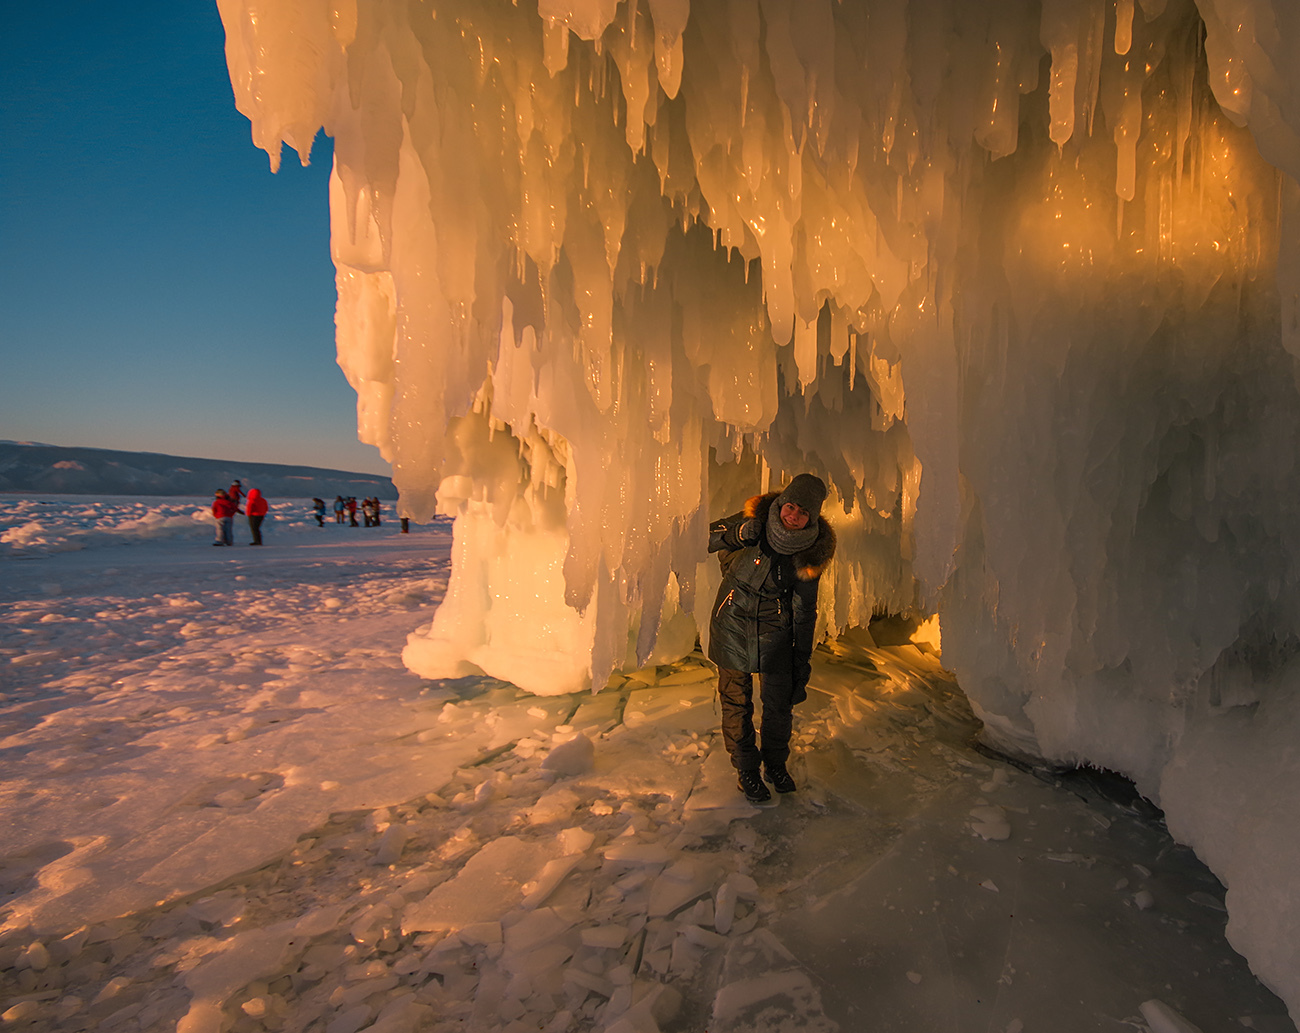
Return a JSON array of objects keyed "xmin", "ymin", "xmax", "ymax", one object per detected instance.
[{"xmin": 0, "ymin": 3, "xmax": 390, "ymax": 476}]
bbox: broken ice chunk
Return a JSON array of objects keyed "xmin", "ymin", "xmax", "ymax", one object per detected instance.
[
  {"xmin": 542, "ymin": 732, "xmax": 595, "ymax": 775},
  {"xmin": 724, "ymin": 873, "xmax": 758, "ymax": 899},
  {"xmin": 527, "ymin": 788, "xmax": 580, "ymax": 825},
  {"xmin": 325, "ymin": 1004, "xmax": 371, "ymax": 1033},
  {"xmin": 350, "ymin": 903, "xmax": 395, "ymax": 945},
  {"xmin": 581, "ymin": 925, "xmax": 628, "ymax": 949},
  {"xmin": 543, "ymin": 1010, "xmax": 575, "ymax": 1033},
  {"xmin": 93, "ymin": 977, "xmax": 132, "ymax": 1005},
  {"xmin": 373, "ymin": 823, "xmax": 410, "ymax": 865},
  {"xmin": 604, "ymin": 981, "xmax": 682, "ymax": 1033},
  {"xmin": 681, "ymin": 925, "xmax": 727, "ymax": 948},
  {"xmin": 648, "ymin": 859, "xmax": 721, "ymax": 918},
  {"xmin": 557, "ymin": 826, "xmax": 595, "ymax": 855},
  {"xmin": 714, "ymin": 881, "xmax": 737, "ymax": 934},
  {"xmin": 505, "ymin": 907, "xmax": 573, "ymax": 955},
  {"xmin": 2, "ymin": 1002, "xmax": 46, "ymax": 1023},
  {"xmin": 603, "ymin": 842, "xmax": 672, "ymax": 866},
  {"xmin": 711, "ymin": 967, "xmax": 821, "ymax": 1028},
  {"xmin": 969, "ymin": 805, "xmax": 1011, "ymax": 841},
  {"xmin": 521, "ymin": 855, "xmax": 582, "ymax": 909},
  {"xmin": 564, "ymin": 965, "xmax": 614, "ymax": 998},
  {"xmin": 403, "ymin": 837, "xmax": 550, "ymax": 934},
  {"xmin": 669, "ymin": 934, "xmax": 704, "ymax": 977},
  {"xmin": 176, "ymin": 908, "xmax": 343, "ymax": 1033},
  {"xmin": 17, "ymin": 941, "xmax": 49, "ymax": 971},
  {"xmin": 1139, "ymin": 998, "xmax": 1206, "ymax": 1033}
]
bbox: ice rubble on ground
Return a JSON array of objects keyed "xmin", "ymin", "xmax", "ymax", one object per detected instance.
[
  {"xmin": 219, "ymin": 0, "xmax": 1300, "ymax": 1018},
  {"xmin": 6, "ymin": 548, "xmax": 1287, "ymax": 1032}
]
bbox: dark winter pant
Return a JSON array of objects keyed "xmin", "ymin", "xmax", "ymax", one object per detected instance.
[
  {"xmin": 248, "ymin": 514, "xmax": 264, "ymax": 545},
  {"xmin": 717, "ymin": 660, "xmax": 796, "ymax": 772}
]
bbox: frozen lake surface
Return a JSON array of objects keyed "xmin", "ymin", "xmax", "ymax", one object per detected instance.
[{"xmin": 0, "ymin": 496, "xmax": 1293, "ymax": 1032}]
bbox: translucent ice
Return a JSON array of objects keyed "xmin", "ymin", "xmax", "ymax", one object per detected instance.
[{"xmin": 402, "ymin": 837, "xmax": 550, "ymax": 933}]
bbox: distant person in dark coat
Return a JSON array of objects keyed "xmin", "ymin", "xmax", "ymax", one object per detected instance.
[
  {"xmin": 212, "ymin": 489, "xmax": 237, "ymax": 547},
  {"xmin": 312, "ymin": 498, "xmax": 326, "ymax": 526},
  {"xmin": 707, "ymin": 474, "xmax": 836, "ymax": 803},
  {"xmin": 245, "ymin": 488, "xmax": 269, "ymax": 545},
  {"xmin": 372, "ymin": 498, "xmax": 382, "ymax": 526},
  {"xmin": 334, "ymin": 496, "xmax": 346, "ymax": 524}
]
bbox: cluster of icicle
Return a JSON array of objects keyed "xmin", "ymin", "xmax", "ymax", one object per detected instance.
[{"xmin": 220, "ymin": 1, "xmax": 1300, "ymax": 1012}]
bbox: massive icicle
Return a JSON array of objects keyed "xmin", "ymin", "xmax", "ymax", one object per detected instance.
[{"xmin": 221, "ymin": 0, "xmax": 1300, "ymax": 1018}]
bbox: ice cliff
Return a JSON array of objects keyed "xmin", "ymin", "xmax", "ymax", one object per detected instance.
[{"xmin": 219, "ymin": 0, "xmax": 1300, "ymax": 1018}]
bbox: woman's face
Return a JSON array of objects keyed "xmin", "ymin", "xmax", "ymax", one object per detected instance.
[{"xmin": 780, "ymin": 502, "xmax": 810, "ymax": 530}]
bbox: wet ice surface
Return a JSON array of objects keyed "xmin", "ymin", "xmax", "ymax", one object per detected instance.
[{"xmin": 0, "ymin": 498, "xmax": 1294, "ymax": 1032}]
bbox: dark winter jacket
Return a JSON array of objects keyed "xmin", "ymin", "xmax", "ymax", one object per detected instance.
[{"xmin": 707, "ymin": 492, "xmax": 836, "ymax": 693}]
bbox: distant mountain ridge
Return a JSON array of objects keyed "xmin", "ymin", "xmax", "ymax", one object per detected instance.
[{"xmin": 0, "ymin": 443, "xmax": 397, "ymax": 499}]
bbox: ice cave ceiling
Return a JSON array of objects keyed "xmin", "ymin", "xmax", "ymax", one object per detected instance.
[{"xmin": 218, "ymin": 0, "xmax": 1300, "ymax": 1018}]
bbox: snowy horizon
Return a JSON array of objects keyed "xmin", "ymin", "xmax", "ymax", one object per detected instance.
[{"xmin": 0, "ymin": 443, "xmax": 396, "ymax": 501}]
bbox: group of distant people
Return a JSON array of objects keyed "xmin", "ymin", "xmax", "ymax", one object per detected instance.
[
  {"xmin": 312, "ymin": 496, "xmax": 384, "ymax": 528},
  {"xmin": 211, "ymin": 479, "xmax": 267, "ymax": 547},
  {"xmin": 211, "ymin": 484, "xmax": 398, "ymax": 546}
]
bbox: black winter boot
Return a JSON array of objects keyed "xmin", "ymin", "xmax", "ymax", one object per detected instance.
[
  {"xmin": 764, "ymin": 762, "xmax": 797, "ymax": 793},
  {"xmin": 737, "ymin": 769, "xmax": 772, "ymax": 803}
]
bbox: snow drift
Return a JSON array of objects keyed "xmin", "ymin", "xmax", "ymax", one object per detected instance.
[{"xmin": 218, "ymin": 0, "xmax": 1300, "ymax": 1019}]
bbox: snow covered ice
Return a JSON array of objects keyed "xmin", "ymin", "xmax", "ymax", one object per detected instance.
[{"xmin": 0, "ymin": 500, "xmax": 1294, "ymax": 1032}]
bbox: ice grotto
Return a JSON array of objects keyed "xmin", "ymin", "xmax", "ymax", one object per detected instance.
[{"xmin": 218, "ymin": 0, "xmax": 1300, "ymax": 1017}]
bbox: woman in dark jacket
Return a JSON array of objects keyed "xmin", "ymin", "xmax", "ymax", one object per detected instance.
[{"xmin": 708, "ymin": 474, "xmax": 836, "ymax": 803}]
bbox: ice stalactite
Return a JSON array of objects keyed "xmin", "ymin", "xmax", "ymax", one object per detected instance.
[{"xmin": 221, "ymin": 0, "xmax": 1300, "ymax": 1017}]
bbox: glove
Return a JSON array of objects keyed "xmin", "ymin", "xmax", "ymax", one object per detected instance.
[
  {"xmin": 792, "ymin": 658, "xmax": 811, "ymax": 704},
  {"xmin": 737, "ymin": 518, "xmax": 762, "ymax": 545}
]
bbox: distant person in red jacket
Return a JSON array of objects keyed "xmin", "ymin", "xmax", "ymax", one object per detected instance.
[
  {"xmin": 228, "ymin": 479, "xmax": 244, "ymax": 508},
  {"xmin": 212, "ymin": 489, "xmax": 236, "ymax": 546},
  {"xmin": 245, "ymin": 488, "xmax": 269, "ymax": 545},
  {"xmin": 347, "ymin": 496, "xmax": 358, "ymax": 527}
]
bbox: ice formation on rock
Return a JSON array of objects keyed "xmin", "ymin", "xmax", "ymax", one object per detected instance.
[{"xmin": 220, "ymin": 0, "xmax": 1300, "ymax": 1018}]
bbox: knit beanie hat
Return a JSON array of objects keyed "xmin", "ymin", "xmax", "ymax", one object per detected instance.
[{"xmin": 776, "ymin": 473, "xmax": 827, "ymax": 520}]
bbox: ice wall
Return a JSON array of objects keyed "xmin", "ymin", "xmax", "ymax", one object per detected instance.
[{"xmin": 220, "ymin": 0, "xmax": 1300, "ymax": 1017}]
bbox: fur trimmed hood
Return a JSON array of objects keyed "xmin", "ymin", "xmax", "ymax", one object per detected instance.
[{"xmin": 743, "ymin": 492, "xmax": 837, "ymax": 580}]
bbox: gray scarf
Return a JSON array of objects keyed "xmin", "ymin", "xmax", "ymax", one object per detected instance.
[{"xmin": 766, "ymin": 499, "xmax": 819, "ymax": 556}]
